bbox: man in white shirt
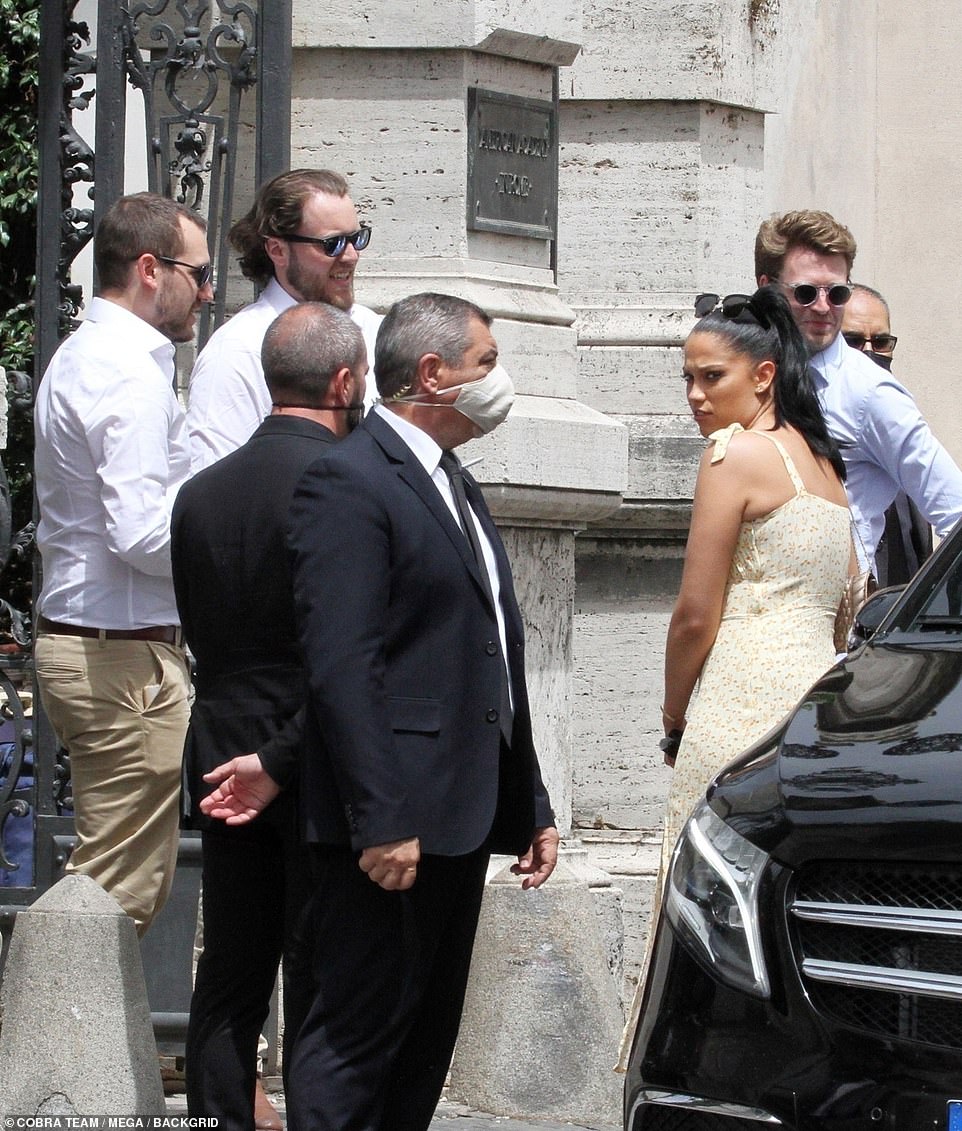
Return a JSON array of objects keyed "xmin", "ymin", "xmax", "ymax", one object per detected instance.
[
  {"xmin": 755, "ymin": 209, "xmax": 962, "ymax": 568},
  {"xmin": 34, "ymin": 191, "xmax": 213, "ymax": 934},
  {"xmin": 187, "ymin": 168, "xmax": 382, "ymax": 471}
]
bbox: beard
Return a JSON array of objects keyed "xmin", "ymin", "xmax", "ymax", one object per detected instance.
[
  {"xmin": 153, "ymin": 283, "xmax": 197, "ymax": 343},
  {"xmin": 286, "ymin": 252, "xmax": 355, "ymax": 311}
]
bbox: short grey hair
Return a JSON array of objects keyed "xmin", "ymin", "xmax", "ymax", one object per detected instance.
[
  {"xmin": 375, "ymin": 292, "xmax": 492, "ymax": 399},
  {"xmin": 261, "ymin": 302, "xmax": 366, "ymax": 405}
]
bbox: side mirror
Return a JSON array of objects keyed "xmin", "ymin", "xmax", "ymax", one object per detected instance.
[{"xmin": 849, "ymin": 585, "xmax": 905, "ymax": 646}]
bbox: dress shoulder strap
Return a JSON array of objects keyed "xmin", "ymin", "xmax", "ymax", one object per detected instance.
[
  {"xmin": 708, "ymin": 422, "xmax": 744, "ymax": 464},
  {"xmin": 748, "ymin": 431, "xmax": 806, "ymax": 495},
  {"xmin": 708, "ymin": 425, "xmax": 806, "ymax": 495}
]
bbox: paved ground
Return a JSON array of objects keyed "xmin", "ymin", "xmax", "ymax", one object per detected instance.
[{"xmin": 165, "ymin": 1092, "xmax": 619, "ymax": 1130}]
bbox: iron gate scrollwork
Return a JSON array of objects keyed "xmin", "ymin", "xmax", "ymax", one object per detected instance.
[{"xmin": 0, "ymin": 0, "xmax": 290, "ymax": 947}]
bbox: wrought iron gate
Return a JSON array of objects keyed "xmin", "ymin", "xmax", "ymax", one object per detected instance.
[{"xmin": 0, "ymin": 0, "xmax": 292, "ymax": 1026}]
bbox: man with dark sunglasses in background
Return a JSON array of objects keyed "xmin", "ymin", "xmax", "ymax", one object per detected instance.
[
  {"xmin": 187, "ymin": 168, "xmax": 382, "ymax": 470},
  {"xmin": 841, "ymin": 283, "xmax": 932, "ymax": 586},
  {"xmin": 755, "ymin": 209, "xmax": 962, "ymax": 570},
  {"xmin": 842, "ymin": 283, "xmax": 898, "ymax": 363}
]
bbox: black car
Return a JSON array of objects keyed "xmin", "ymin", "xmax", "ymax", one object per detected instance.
[{"xmin": 624, "ymin": 522, "xmax": 962, "ymax": 1131}]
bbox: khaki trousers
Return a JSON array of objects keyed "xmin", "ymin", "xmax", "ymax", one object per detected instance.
[{"xmin": 35, "ymin": 633, "xmax": 190, "ymax": 934}]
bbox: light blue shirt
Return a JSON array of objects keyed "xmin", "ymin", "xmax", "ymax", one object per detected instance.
[{"xmin": 810, "ymin": 333, "xmax": 962, "ymax": 569}]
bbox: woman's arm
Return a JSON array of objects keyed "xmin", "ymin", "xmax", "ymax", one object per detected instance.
[{"xmin": 663, "ymin": 442, "xmax": 751, "ymax": 737}]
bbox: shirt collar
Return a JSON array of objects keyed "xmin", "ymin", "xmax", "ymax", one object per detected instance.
[
  {"xmin": 809, "ymin": 330, "xmax": 847, "ymax": 382},
  {"xmin": 85, "ymin": 296, "xmax": 176, "ymax": 380},
  {"xmin": 269, "ymin": 276, "xmax": 360, "ymax": 321},
  {"xmin": 263, "ymin": 277, "xmax": 301, "ymax": 315},
  {"xmin": 86, "ymin": 296, "xmax": 173, "ymax": 353},
  {"xmin": 373, "ymin": 402, "xmax": 444, "ymax": 477}
]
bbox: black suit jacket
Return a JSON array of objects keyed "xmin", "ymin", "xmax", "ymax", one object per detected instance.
[
  {"xmin": 287, "ymin": 409, "xmax": 553, "ymax": 858},
  {"xmin": 171, "ymin": 416, "xmax": 338, "ymax": 823}
]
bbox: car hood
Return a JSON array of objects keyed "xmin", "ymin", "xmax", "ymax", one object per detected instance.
[{"xmin": 709, "ymin": 639, "xmax": 962, "ymax": 866}]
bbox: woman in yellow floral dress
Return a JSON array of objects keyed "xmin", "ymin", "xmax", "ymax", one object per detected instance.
[
  {"xmin": 660, "ymin": 284, "xmax": 851, "ymax": 865},
  {"xmin": 619, "ymin": 284, "xmax": 852, "ymax": 1065}
]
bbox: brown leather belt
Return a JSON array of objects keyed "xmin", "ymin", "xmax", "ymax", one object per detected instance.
[{"xmin": 38, "ymin": 616, "xmax": 183, "ymax": 646}]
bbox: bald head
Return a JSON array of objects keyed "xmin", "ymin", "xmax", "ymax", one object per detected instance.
[
  {"xmin": 262, "ymin": 302, "xmax": 366, "ymax": 406},
  {"xmin": 842, "ymin": 284, "xmax": 897, "ymax": 357}
]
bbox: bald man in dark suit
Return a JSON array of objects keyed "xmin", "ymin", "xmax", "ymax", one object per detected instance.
[{"xmin": 172, "ymin": 301, "xmax": 367, "ymax": 1129}]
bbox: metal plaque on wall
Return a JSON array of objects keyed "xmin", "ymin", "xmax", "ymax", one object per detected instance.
[{"xmin": 466, "ymin": 87, "xmax": 557, "ymax": 240}]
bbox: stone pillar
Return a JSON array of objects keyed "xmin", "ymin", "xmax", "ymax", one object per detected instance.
[
  {"xmin": 447, "ymin": 860, "xmax": 623, "ymax": 1126},
  {"xmin": 0, "ymin": 875, "xmax": 165, "ymax": 1117}
]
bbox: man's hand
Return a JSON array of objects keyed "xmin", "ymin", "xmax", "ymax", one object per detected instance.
[
  {"xmin": 358, "ymin": 837, "xmax": 421, "ymax": 891},
  {"xmin": 510, "ymin": 825, "xmax": 560, "ymax": 890},
  {"xmin": 200, "ymin": 753, "xmax": 281, "ymax": 825}
]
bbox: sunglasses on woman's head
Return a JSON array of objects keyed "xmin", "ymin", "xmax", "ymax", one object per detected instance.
[{"xmin": 694, "ymin": 293, "xmax": 755, "ymax": 319}]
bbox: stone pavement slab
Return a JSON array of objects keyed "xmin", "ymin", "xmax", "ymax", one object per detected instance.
[
  {"xmin": 432, "ymin": 1097, "xmax": 618, "ymax": 1129},
  {"xmin": 165, "ymin": 1092, "xmax": 619, "ymax": 1130}
]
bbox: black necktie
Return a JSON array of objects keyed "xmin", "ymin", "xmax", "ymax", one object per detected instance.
[
  {"xmin": 439, "ymin": 450, "xmax": 514, "ymax": 742},
  {"xmin": 440, "ymin": 451, "xmax": 494, "ymax": 601}
]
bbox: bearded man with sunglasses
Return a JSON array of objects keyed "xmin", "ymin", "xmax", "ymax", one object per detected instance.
[
  {"xmin": 34, "ymin": 192, "xmax": 213, "ymax": 934},
  {"xmin": 756, "ymin": 209, "xmax": 962, "ymax": 568},
  {"xmin": 187, "ymin": 168, "xmax": 382, "ymax": 470}
]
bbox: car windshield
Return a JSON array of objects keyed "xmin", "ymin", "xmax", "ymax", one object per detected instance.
[{"xmin": 896, "ymin": 527, "xmax": 962, "ymax": 632}]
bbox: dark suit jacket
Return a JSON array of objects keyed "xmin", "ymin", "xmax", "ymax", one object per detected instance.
[
  {"xmin": 171, "ymin": 415, "xmax": 338, "ymax": 823},
  {"xmin": 287, "ymin": 409, "xmax": 553, "ymax": 858}
]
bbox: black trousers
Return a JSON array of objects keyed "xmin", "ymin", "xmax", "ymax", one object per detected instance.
[
  {"xmin": 186, "ymin": 794, "xmax": 314, "ymax": 1129},
  {"xmin": 286, "ymin": 842, "xmax": 490, "ymax": 1131}
]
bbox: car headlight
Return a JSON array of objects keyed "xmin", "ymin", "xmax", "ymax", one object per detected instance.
[{"xmin": 664, "ymin": 800, "xmax": 771, "ymax": 998}]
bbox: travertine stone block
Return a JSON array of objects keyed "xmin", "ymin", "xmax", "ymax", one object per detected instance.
[
  {"xmin": 448, "ymin": 860, "xmax": 622, "ymax": 1125},
  {"xmin": 566, "ymin": 0, "xmax": 783, "ymax": 106},
  {"xmin": 559, "ymin": 100, "xmax": 764, "ymax": 302},
  {"xmin": 294, "ymin": 0, "xmax": 582, "ymax": 65},
  {"xmin": 502, "ymin": 526, "xmax": 575, "ymax": 833}
]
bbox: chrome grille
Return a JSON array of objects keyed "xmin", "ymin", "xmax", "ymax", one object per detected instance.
[{"xmin": 791, "ymin": 862, "xmax": 962, "ymax": 1048}]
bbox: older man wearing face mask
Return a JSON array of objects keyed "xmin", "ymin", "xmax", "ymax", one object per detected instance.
[{"xmin": 203, "ymin": 292, "xmax": 558, "ymax": 1131}]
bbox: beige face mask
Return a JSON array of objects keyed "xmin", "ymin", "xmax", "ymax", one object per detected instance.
[{"xmin": 392, "ymin": 364, "xmax": 516, "ymax": 434}]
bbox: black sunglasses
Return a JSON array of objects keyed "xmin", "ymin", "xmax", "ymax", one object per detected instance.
[
  {"xmin": 694, "ymin": 292, "xmax": 755, "ymax": 319},
  {"xmin": 774, "ymin": 280, "xmax": 852, "ymax": 307},
  {"xmin": 842, "ymin": 331, "xmax": 898, "ymax": 353},
  {"xmin": 156, "ymin": 256, "xmax": 212, "ymax": 289},
  {"xmin": 283, "ymin": 226, "xmax": 372, "ymax": 258}
]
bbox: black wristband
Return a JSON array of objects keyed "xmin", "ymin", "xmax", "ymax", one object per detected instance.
[{"xmin": 659, "ymin": 729, "xmax": 684, "ymax": 759}]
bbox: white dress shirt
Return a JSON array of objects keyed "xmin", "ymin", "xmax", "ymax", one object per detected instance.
[
  {"xmin": 373, "ymin": 405, "xmax": 512, "ymax": 702},
  {"xmin": 810, "ymin": 333, "xmax": 962, "ymax": 568},
  {"xmin": 187, "ymin": 277, "xmax": 382, "ymax": 471},
  {"xmin": 35, "ymin": 297, "xmax": 190, "ymax": 628}
]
